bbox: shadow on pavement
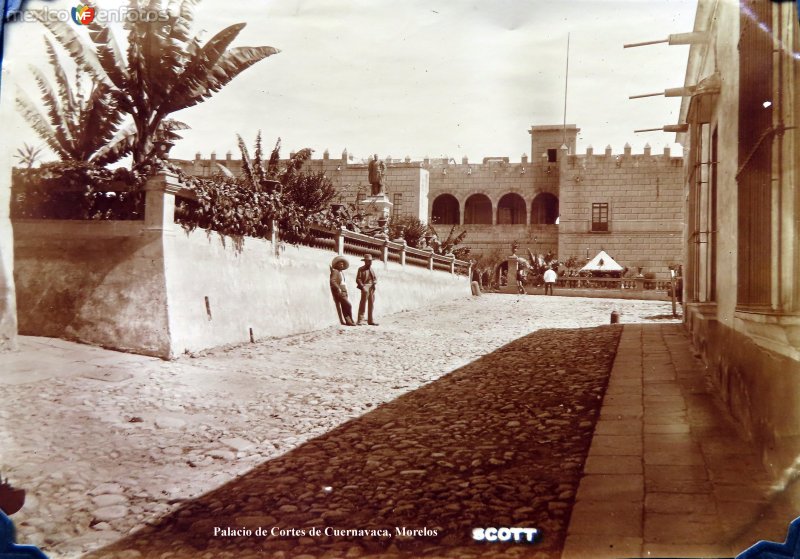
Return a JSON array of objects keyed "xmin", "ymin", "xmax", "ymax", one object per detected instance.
[{"xmin": 86, "ymin": 325, "xmax": 622, "ymax": 559}]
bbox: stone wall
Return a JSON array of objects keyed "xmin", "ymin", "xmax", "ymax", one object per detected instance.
[
  {"xmin": 558, "ymin": 148, "xmax": 684, "ymax": 277},
  {"xmin": 454, "ymin": 225, "xmax": 558, "ymax": 257},
  {"xmin": 173, "ymin": 124, "xmax": 684, "ymax": 276}
]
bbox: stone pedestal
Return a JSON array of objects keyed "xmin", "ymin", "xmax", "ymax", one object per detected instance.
[
  {"xmin": 358, "ymin": 194, "xmax": 393, "ymax": 231},
  {"xmin": 502, "ymin": 255, "xmax": 520, "ymax": 293}
]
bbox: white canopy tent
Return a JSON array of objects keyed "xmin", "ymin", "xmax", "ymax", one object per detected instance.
[{"xmin": 580, "ymin": 250, "xmax": 624, "ymax": 273}]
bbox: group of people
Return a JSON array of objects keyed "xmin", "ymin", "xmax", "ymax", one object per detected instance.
[
  {"xmin": 516, "ymin": 265, "xmax": 558, "ymax": 295},
  {"xmin": 329, "ymin": 253, "xmax": 379, "ymax": 326}
]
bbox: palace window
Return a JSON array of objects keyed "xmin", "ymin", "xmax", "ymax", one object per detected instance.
[
  {"xmin": 392, "ymin": 193, "xmax": 403, "ymax": 219},
  {"xmin": 591, "ymin": 203, "xmax": 609, "ymax": 232}
]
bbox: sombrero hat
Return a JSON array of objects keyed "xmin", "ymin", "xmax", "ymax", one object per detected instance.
[{"xmin": 331, "ymin": 256, "xmax": 350, "ymax": 269}]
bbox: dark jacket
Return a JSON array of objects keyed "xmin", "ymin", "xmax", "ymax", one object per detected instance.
[{"xmin": 356, "ymin": 265, "xmax": 377, "ymax": 291}]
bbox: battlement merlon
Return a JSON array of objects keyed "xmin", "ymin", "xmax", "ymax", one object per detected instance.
[
  {"xmin": 564, "ymin": 146, "xmax": 683, "ymax": 169},
  {"xmin": 179, "ymin": 143, "xmax": 681, "ymax": 177}
]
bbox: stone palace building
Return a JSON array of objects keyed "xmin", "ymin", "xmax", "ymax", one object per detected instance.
[{"xmin": 175, "ymin": 124, "xmax": 684, "ymax": 279}]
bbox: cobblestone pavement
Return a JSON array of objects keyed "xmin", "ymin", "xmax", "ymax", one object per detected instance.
[
  {"xmin": 0, "ymin": 295, "xmax": 679, "ymax": 558},
  {"xmin": 86, "ymin": 325, "xmax": 620, "ymax": 559}
]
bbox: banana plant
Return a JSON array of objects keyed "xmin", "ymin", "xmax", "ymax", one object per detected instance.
[
  {"xmin": 32, "ymin": 0, "xmax": 279, "ymax": 168},
  {"xmin": 16, "ymin": 36, "xmax": 125, "ymax": 163}
]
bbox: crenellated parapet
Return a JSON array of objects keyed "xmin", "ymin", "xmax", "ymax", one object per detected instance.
[{"xmin": 566, "ymin": 143, "xmax": 679, "ymax": 166}]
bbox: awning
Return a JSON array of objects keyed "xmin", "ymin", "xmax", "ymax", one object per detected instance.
[{"xmin": 580, "ymin": 250, "xmax": 624, "ymax": 272}]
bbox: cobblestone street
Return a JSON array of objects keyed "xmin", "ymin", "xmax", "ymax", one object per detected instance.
[
  {"xmin": 86, "ymin": 325, "xmax": 619, "ymax": 559},
  {"xmin": 2, "ymin": 295, "xmax": 679, "ymax": 558}
]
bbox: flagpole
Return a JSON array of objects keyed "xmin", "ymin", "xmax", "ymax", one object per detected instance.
[{"xmin": 563, "ymin": 32, "xmax": 570, "ymax": 147}]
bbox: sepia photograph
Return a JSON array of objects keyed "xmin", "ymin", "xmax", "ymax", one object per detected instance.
[{"xmin": 0, "ymin": 0, "xmax": 798, "ymax": 558}]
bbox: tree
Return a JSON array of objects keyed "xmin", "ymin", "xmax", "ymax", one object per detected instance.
[
  {"xmin": 428, "ymin": 223, "xmax": 470, "ymax": 260},
  {"xmin": 389, "ymin": 215, "xmax": 427, "ymax": 248},
  {"xmin": 33, "ymin": 0, "xmax": 279, "ymax": 170}
]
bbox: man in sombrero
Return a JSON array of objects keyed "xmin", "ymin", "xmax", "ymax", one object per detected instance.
[
  {"xmin": 329, "ymin": 255, "xmax": 356, "ymax": 326},
  {"xmin": 356, "ymin": 253, "xmax": 379, "ymax": 326}
]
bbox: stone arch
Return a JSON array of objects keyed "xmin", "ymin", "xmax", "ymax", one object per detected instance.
[
  {"xmin": 431, "ymin": 193, "xmax": 460, "ymax": 224},
  {"xmin": 531, "ymin": 192, "xmax": 559, "ymax": 225},
  {"xmin": 464, "ymin": 193, "xmax": 493, "ymax": 224},
  {"xmin": 497, "ymin": 193, "xmax": 527, "ymax": 225}
]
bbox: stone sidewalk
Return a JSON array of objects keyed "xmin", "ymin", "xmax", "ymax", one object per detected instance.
[{"xmin": 563, "ymin": 324, "xmax": 797, "ymax": 559}]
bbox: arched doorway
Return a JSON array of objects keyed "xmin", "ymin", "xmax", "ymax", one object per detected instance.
[
  {"xmin": 531, "ymin": 193, "xmax": 559, "ymax": 224},
  {"xmin": 464, "ymin": 194, "xmax": 493, "ymax": 224},
  {"xmin": 497, "ymin": 193, "xmax": 526, "ymax": 225},
  {"xmin": 431, "ymin": 194, "xmax": 460, "ymax": 224}
]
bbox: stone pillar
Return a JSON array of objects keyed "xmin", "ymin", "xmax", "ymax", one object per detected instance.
[
  {"xmin": 336, "ymin": 227, "xmax": 345, "ymax": 256},
  {"xmin": 449, "ymin": 254, "xmax": 456, "ymax": 274},
  {"xmin": 144, "ymin": 173, "xmax": 181, "ymax": 231},
  {"xmin": 382, "ymin": 240, "xmax": 389, "ymax": 267},
  {"xmin": 272, "ymin": 220, "xmax": 280, "ymax": 256},
  {"xmin": 400, "ymin": 241, "xmax": 407, "ymax": 267},
  {"xmin": 428, "ymin": 249, "xmax": 434, "ymax": 271}
]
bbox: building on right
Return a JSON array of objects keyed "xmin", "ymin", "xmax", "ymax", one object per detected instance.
[{"xmin": 678, "ymin": 0, "xmax": 799, "ymax": 476}]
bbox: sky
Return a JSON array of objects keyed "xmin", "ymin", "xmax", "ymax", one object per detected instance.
[{"xmin": 1, "ymin": 0, "xmax": 698, "ymax": 165}]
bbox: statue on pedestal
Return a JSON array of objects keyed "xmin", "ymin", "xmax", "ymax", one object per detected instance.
[{"xmin": 368, "ymin": 154, "xmax": 386, "ymax": 196}]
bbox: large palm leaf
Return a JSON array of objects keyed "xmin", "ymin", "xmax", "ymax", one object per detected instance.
[
  {"xmin": 32, "ymin": 0, "xmax": 279, "ymax": 168},
  {"xmin": 15, "ymin": 90, "xmax": 71, "ymax": 160}
]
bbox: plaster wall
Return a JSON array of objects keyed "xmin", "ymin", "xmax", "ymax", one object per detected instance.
[
  {"xmin": 682, "ymin": 0, "xmax": 800, "ymax": 482},
  {"xmin": 0, "ymin": 167, "xmax": 16, "ymax": 351},
  {"xmin": 163, "ymin": 228, "xmax": 469, "ymax": 356},
  {"xmin": 13, "ymin": 220, "xmax": 171, "ymax": 357},
  {"xmin": 14, "ymin": 219, "xmax": 468, "ymax": 359}
]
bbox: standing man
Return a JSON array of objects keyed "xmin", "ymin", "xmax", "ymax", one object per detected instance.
[
  {"xmin": 543, "ymin": 265, "xmax": 558, "ymax": 296},
  {"xmin": 356, "ymin": 253, "xmax": 379, "ymax": 326},
  {"xmin": 516, "ymin": 265, "xmax": 527, "ymax": 294},
  {"xmin": 329, "ymin": 256, "xmax": 356, "ymax": 326}
]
